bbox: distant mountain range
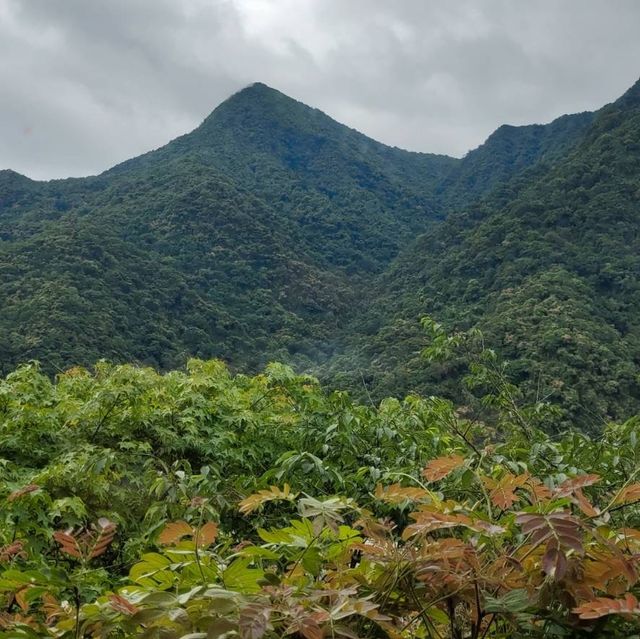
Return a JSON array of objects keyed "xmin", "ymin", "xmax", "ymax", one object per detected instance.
[{"xmin": 2, "ymin": 78, "xmax": 639, "ymax": 429}]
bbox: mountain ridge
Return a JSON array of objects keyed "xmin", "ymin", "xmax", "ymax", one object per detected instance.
[
  {"xmin": 4, "ymin": 80, "xmax": 606, "ymax": 183},
  {"xmin": 1, "ymin": 77, "xmax": 639, "ymax": 430},
  {"xmin": 329, "ymin": 75, "xmax": 640, "ymax": 429}
]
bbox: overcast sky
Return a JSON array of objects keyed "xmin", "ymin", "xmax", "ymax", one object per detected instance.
[{"xmin": 1, "ymin": 0, "xmax": 640, "ymax": 180}]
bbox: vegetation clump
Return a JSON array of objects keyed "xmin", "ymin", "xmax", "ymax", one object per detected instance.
[{"xmin": 1, "ymin": 346, "xmax": 639, "ymax": 637}]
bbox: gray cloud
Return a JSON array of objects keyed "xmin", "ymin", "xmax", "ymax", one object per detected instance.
[{"xmin": 1, "ymin": 0, "xmax": 639, "ymax": 179}]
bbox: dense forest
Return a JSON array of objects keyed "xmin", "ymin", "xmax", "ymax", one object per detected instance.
[
  {"xmin": 329, "ymin": 78, "xmax": 640, "ymax": 432},
  {"xmin": 2, "ymin": 80, "xmax": 630, "ymax": 431},
  {"xmin": 2, "ymin": 78, "xmax": 640, "ymax": 636}
]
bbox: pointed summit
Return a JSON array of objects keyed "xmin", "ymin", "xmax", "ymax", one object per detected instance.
[
  {"xmin": 615, "ymin": 76, "xmax": 640, "ymax": 108},
  {"xmin": 184, "ymin": 80, "xmax": 408, "ymax": 177},
  {"xmin": 209, "ymin": 81, "xmax": 288, "ymax": 116},
  {"xmin": 195, "ymin": 81, "xmax": 342, "ymax": 145},
  {"xmin": 0, "ymin": 169, "xmax": 34, "ymax": 192},
  {"xmin": 0, "ymin": 169, "xmax": 32, "ymax": 182}
]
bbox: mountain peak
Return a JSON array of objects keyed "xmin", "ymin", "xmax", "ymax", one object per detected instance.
[
  {"xmin": 190, "ymin": 81, "xmax": 355, "ymax": 153},
  {"xmin": 0, "ymin": 169, "xmax": 30, "ymax": 180},
  {"xmin": 616, "ymin": 76, "xmax": 640, "ymax": 107},
  {"xmin": 0, "ymin": 169, "xmax": 33, "ymax": 186},
  {"xmin": 209, "ymin": 81, "xmax": 298, "ymax": 115},
  {"xmin": 238, "ymin": 81, "xmax": 276, "ymax": 93}
]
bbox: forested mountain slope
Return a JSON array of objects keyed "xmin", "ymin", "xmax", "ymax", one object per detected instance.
[
  {"xmin": 0, "ymin": 82, "xmax": 593, "ymax": 377},
  {"xmin": 0, "ymin": 79, "xmax": 629, "ymax": 431},
  {"xmin": 437, "ymin": 110, "xmax": 596, "ymax": 208},
  {"xmin": 0, "ymin": 84, "xmax": 455, "ymax": 373},
  {"xmin": 332, "ymin": 79, "xmax": 640, "ymax": 430}
]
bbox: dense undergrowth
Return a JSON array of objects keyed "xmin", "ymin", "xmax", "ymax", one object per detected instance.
[{"xmin": 1, "ymin": 335, "xmax": 640, "ymax": 637}]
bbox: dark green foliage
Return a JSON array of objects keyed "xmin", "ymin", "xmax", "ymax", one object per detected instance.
[
  {"xmin": 334, "ymin": 78, "xmax": 640, "ymax": 430},
  {"xmin": 3, "ymin": 79, "xmax": 640, "ymax": 429},
  {"xmin": 437, "ymin": 110, "xmax": 596, "ymax": 208},
  {"xmin": 0, "ymin": 84, "xmax": 457, "ymax": 375},
  {"xmin": 1, "ymin": 358, "xmax": 640, "ymax": 638}
]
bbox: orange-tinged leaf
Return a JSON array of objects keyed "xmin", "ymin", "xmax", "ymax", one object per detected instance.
[
  {"xmin": 14, "ymin": 588, "xmax": 31, "ymax": 612},
  {"xmin": 422, "ymin": 454, "xmax": 466, "ymax": 482},
  {"xmin": 238, "ymin": 484, "xmax": 298, "ymax": 515},
  {"xmin": 613, "ymin": 483, "xmax": 640, "ymax": 505},
  {"xmin": 403, "ymin": 510, "xmax": 474, "ymax": 539},
  {"xmin": 525, "ymin": 476, "xmax": 552, "ymax": 503},
  {"xmin": 574, "ymin": 593, "xmax": 640, "ymax": 619},
  {"xmin": 109, "ymin": 594, "xmax": 139, "ymax": 616},
  {"xmin": 582, "ymin": 550, "xmax": 638, "ymax": 590},
  {"xmin": 556, "ymin": 474, "xmax": 600, "ymax": 497},
  {"xmin": 484, "ymin": 473, "xmax": 529, "ymax": 509},
  {"xmin": 158, "ymin": 520, "xmax": 193, "ymax": 545},
  {"xmin": 42, "ymin": 593, "xmax": 63, "ymax": 624},
  {"xmin": 374, "ymin": 483, "xmax": 429, "ymax": 504},
  {"xmin": 573, "ymin": 488, "xmax": 599, "ymax": 517},
  {"xmin": 582, "ymin": 559, "xmax": 613, "ymax": 590},
  {"xmin": 195, "ymin": 521, "xmax": 218, "ymax": 547}
]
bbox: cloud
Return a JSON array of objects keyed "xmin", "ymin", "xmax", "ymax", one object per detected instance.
[{"xmin": 1, "ymin": 0, "xmax": 639, "ymax": 179}]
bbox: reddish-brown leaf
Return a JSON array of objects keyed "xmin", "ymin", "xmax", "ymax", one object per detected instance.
[
  {"xmin": 556, "ymin": 474, "xmax": 600, "ymax": 497},
  {"xmin": 7, "ymin": 484, "xmax": 39, "ymax": 502},
  {"xmin": 89, "ymin": 519, "xmax": 117, "ymax": 558},
  {"xmin": 158, "ymin": 520, "xmax": 193, "ymax": 546},
  {"xmin": 422, "ymin": 454, "xmax": 466, "ymax": 482},
  {"xmin": 542, "ymin": 547, "xmax": 568, "ymax": 580},
  {"xmin": 573, "ymin": 488, "xmax": 599, "ymax": 517},
  {"xmin": 516, "ymin": 511, "xmax": 583, "ymax": 553},
  {"xmin": 300, "ymin": 617, "xmax": 323, "ymax": 639},
  {"xmin": 286, "ymin": 616, "xmax": 324, "ymax": 639},
  {"xmin": 0, "ymin": 541, "xmax": 27, "ymax": 562},
  {"xmin": 195, "ymin": 521, "xmax": 218, "ymax": 547},
  {"xmin": 574, "ymin": 593, "xmax": 640, "ymax": 619},
  {"xmin": 53, "ymin": 531, "xmax": 83, "ymax": 558},
  {"xmin": 109, "ymin": 594, "xmax": 139, "ymax": 616},
  {"xmin": 525, "ymin": 476, "xmax": 552, "ymax": 503},
  {"xmin": 484, "ymin": 473, "xmax": 529, "ymax": 509},
  {"xmin": 239, "ymin": 603, "xmax": 271, "ymax": 639}
]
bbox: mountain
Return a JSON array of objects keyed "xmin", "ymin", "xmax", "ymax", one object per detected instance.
[
  {"xmin": 0, "ymin": 83, "xmax": 457, "ymax": 373},
  {"xmin": 3, "ymin": 78, "xmax": 639, "ymax": 430},
  {"xmin": 331, "ymin": 78, "xmax": 640, "ymax": 430},
  {"xmin": 436, "ymin": 110, "xmax": 596, "ymax": 208}
]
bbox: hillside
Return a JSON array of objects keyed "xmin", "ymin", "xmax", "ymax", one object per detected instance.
[
  {"xmin": 4, "ymin": 78, "xmax": 640, "ymax": 637},
  {"xmin": 0, "ymin": 84, "xmax": 456, "ymax": 374},
  {"xmin": 0, "ymin": 83, "xmax": 595, "ymax": 376},
  {"xmin": 331, "ymin": 79, "xmax": 640, "ymax": 430},
  {"xmin": 2, "ymin": 79, "xmax": 636, "ymax": 431}
]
